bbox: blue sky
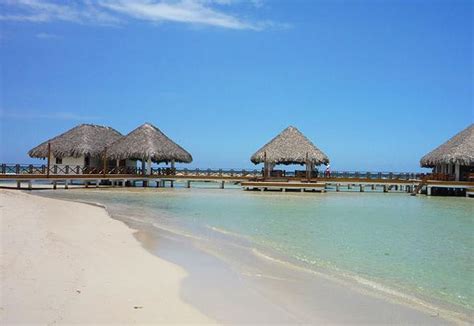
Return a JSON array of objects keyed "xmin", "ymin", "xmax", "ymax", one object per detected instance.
[{"xmin": 0, "ymin": 0, "xmax": 472, "ymax": 171}]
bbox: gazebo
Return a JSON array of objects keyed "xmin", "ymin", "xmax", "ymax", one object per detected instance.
[
  {"xmin": 251, "ymin": 126, "xmax": 329, "ymax": 179},
  {"xmin": 28, "ymin": 124, "xmax": 122, "ymax": 171},
  {"xmin": 420, "ymin": 124, "xmax": 473, "ymax": 181},
  {"xmin": 107, "ymin": 123, "xmax": 192, "ymax": 175}
]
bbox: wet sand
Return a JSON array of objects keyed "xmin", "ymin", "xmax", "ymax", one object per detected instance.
[{"xmin": 130, "ymin": 218, "xmax": 460, "ymax": 324}]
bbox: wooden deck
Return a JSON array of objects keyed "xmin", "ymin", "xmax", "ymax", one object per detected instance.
[{"xmin": 241, "ymin": 181, "xmax": 326, "ymax": 192}]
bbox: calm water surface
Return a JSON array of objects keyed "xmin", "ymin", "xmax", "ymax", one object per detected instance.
[{"xmin": 39, "ymin": 187, "xmax": 474, "ymax": 313}]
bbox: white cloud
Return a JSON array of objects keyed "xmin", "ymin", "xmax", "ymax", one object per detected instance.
[
  {"xmin": 0, "ymin": 0, "xmax": 283, "ymax": 31},
  {"xmin": 0, "ymin": 0, "xmax": 121, "ymax": 26},
  {"xmin": 99, "ymin": 0, "xmax": 260, "ymax": 30}
]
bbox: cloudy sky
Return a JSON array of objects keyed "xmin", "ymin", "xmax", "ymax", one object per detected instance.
[{"xmin": 0, "ymin": 0, "xmax": 472, "ymax": 171}]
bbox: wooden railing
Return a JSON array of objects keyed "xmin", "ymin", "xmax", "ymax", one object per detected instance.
[{"xmin": 0, "ymin": 163, "xmax": 428, "ymax": 180}]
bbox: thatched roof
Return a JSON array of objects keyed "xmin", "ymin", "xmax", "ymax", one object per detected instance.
[
  {"xmin": 420, "ymin": 124, "xmax": 474, "ymax": 167},
  {"xmin": 107, "ymin": 123, "xmax": 192, "ymax": 163},
  {"xmin": 28, "ymin": 124, "xmax": 122, "ymax": 159},
  {"xmin": 251, "ymin": 126, "xmax": 329, "ymax": 165}
]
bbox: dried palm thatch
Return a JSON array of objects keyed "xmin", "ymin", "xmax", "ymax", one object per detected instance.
[
  {"xmin": 28, "ymin": 124, "xmax": 122, "ymax": 159},
  {"xmin": 420, "ymin": 124, "xmax": 474, "ymax": 167},
  {"xmin": 107, "ymin": 123, "xmax": 192, "ymax": 163},
  {"xmin": 251, "ymin": 126, "xmax": 329, "ymax": 165}
]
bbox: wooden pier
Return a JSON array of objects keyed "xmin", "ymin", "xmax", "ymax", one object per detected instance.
[{"xmin": 1, "ymin": 164, "xmax": 473, "ymax": 196}]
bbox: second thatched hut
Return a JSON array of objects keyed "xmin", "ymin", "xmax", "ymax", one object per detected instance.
[
  {"xmin": 251, "ymin": 126, "xmax": 329, "ymax": 178},
  {"xmin": 107, "ymin": 123, "xmax": 192, "ymax": 174}
]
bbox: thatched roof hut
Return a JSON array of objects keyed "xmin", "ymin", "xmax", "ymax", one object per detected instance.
[
  {"xmin": 420, "ymin": 124, "xmax": 474, "ymax": 167},
  {"xmin": 28, "ymin": 124, "xmax": 122, "ymax": 159},
  {"xmin": 251, "ymin": 126, "xmax": 329, "ymax": 165},
  {"xmin": 107, "ymin": 123, "xmax": 192, "ymax": 163}
]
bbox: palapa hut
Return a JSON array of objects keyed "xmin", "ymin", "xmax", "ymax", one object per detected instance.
[
  {"xmin": 28, "ymin": 124, "xmax": 122, "ymax": 170},
  {"xmin": 251, "ymin": 126, "xmax": 329, "ymax": 178},
  {"xmin": 107, "ymin": 123, "xmax": 192, "ymax": 174},
  {"xmin": 420, "ymin": 124, "xmax": 473, "ymax": 181}
]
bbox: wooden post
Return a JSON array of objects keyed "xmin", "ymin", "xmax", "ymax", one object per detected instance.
[
  {"xmin": 147, "ymin": 157, "xmax": 152, "ymax": 175},
  {"xmin": 306, "ymin": 152, "xmax": 310, "ymax": 181},
  {"xmin": 47, "ymin": 142, "xmax": 51, "ymax": 177},
  {"xmin": 263, "ymin": 151, "xmax": 267, "ymax": 180},
  {"xmin": 141, "ymin": 159, "xmax": 146, "ymax": 176},
  {"xmin": 455, "ymin": 163, "xmax": 460, "ymax": 181},
  {"xmin": 103, "ymin": 147, "xmax": 107, "ymax": 177}
]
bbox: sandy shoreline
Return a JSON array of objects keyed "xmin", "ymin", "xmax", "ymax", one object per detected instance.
[{"xmin": 0, "ymin": 189, "xmax": 214, "ymax": 324}]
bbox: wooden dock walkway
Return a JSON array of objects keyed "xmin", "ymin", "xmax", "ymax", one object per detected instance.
[{"xmin": 1, "ymin": 164, "xmax": 472, "ymax": 196}]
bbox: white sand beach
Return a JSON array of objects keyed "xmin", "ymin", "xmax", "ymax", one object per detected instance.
[{"xmin": 0, "ymin": 189, "xmax": 214, "ymax": 324}]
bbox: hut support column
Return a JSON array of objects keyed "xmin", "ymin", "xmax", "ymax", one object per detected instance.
[
  {"xmin": 28, "ymin": 181, "xmax": 32, "ymax": 190},
  {"xmin": 455, "ymin": 163, "xmax": 460, "ymax": 181},
  {"xmin": 47, "ymin": 142, "xmax": 51, "ymax": 177},
  {"xmin": 147, "ymin": 158, "xmax": 152, "ymax": 175},
  {"xmin": 427, "ymin": 186, "xmax": 432, "ymax": 196},
  {"xmin": 16, "ymin": 181, "xmax": 21, "ymax": 189},
  {"xmin": 220, "ymin": 181, "xmax": 224, "ymax": 189},
  {"xmin": 53, "ymin": 181, "xmax": 57, "ymax": 190},
  {"xmin": 96, "ymin": 179, "xmax": 100, "ymax": 188},
  {"xmin": 65, "ymin": 179, "xmax": 69, "ymax": 190}
]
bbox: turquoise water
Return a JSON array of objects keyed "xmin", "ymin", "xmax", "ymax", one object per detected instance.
[{"xmin": 40, "ymin": 188, "xmax": 474, "ymax": 313}]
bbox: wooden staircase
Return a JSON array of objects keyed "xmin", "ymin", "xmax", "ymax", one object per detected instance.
[{"xmin": 411, "ymin": 179, "xmax": 427, "ymax": 196}]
